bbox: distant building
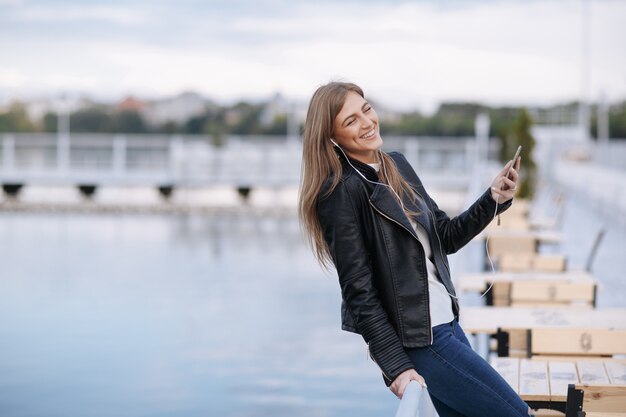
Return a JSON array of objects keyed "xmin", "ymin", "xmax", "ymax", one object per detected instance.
[
  {"xmin": 142, "ymin": 92, "xmax": 208, "ymax": 127},
  {"xmin": 23, "ymin": 98, "xmax": 57, "ymax": 122},
  {"xmin": 22, "ymin": 95, "xmax": 87, "ymax": 123},
  {"xmin": 117, "ymin": 96, "xmax": 145, "ymax": 112},
  {"xmin": 259, "ymin": 93, "xmax": 288, "ymax": 126}
]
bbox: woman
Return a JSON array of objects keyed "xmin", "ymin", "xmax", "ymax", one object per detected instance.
[{"xmin": 298, "ymin": 82, "xmax": 531, "ymax": 417}]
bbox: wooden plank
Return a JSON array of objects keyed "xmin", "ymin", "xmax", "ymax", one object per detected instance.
[
  {"xmin": 488, "ymin": 234, "xmax": 537, "ymax": 257},
  {"xmin": 531, "ymin": 328, "xmax": 626, "ymax": 356},
  {"xmin": 457, "ymin": 270, "xmax": 595, "ymax": 293},
  {"xmin": 519, "ymin": 359, "xmax": 550, "ymax": 401},
  {"xmin": 460, "ymin": 307, "xmax": 626, "ymax": 335},
  {"xmin": 510, "ymin": 281, "xmax": 595, "ymax": 303},
  {"xmin": 547, "ymin": 361, "xmax": 578, "ymax": 401},
  {"xmin": 494, "ymin": 328, "xmax": 531, "ymax": 356},
  {"xmin": 508, "ymin": 328, "xmax": 529, "ymax": 352},
  {"xmin": 500, "ymin": 254, "xmax": 533, "ymax": 272},
  {"xmin": 490, "ymin": 357, "xmax": 520, "ymax": 393},
  {"xmin": 532, "ymin": 410, "xmax": 567, "ymax": 417},
  {"xmin": 577, "ymin": 361, "xmax": 610, "ymax": 385},
  {"xmin": 486, "ymin": 212, "xmax": 530, "ymax": 231},
  {"xmin": 532, "ymin": 255, "xmax": 567, "ymax": 272},
  {"xmin": 506, "ymin": 199, "xmax": 531, "ymax": 216},
  {"xmin": 605, "ymin": 361, "xmax": 626, "ymax": 385},
  {"xmin": 492, "ymin": 281, "xmax": 511, "ymax": 306},
  {"xmin": 576, "ymin": 384, "xmax": 626, "ymax": 413},
  {"xmin": 534, "ymin": 357, "xmax": 626, "ymax": 364},
  {"xmin": 510, "ymin": 301, "xmax": 593, "ymax": 309},
  {"xmin": 498, "ymin": 255, "xmax": 567, "ymax": 272},
  {"xmin": 484, "ymin": 230, "xmax": 562, "ymax": 245}
]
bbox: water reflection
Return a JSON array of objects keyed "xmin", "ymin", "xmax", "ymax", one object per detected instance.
[{"xmin": 0, "ymin": 213, "xmax": 397, "ymax": 417}]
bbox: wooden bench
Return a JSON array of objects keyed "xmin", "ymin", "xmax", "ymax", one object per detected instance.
[
  {"xmin": 458, "ymin": 271, "xmax": 596, "ymax": 294},
  {"xmin": 487, "ymin": 233, "xmax": 538, "ymax": 257},
  {"xmin": 485, "ymin": 210, "xmax": 532, "ymax": 231},
  {"xmin": 484, "ymin": 196, "xmax": 564, "ymax": 232},
  {"xmin": 499, "ymin": 254, "xmax": 567, "ymax": 273},
  {"xmin": 501, "ymin": 198, "xmax": 531, "ymax": 217},
  {"xmin": 460, "ymin": 307, "xmax": 626, "ymax": 336},
  {"xmin": 484, "ymin": 230, "xmax": 563, "ymax": 255},
  {"xmin": 490, "ymin": 357, "xmax": 626, "ymax": 416},
  {"xmin": 495, "ymin": 327, "xmax": 626, "ymax": 358},
  {"xmin": 490, "ymin": 279, "xmax": 596, "ymax": 308},
  {"xmin": 457, "ymin": 270, "xmax": 598, "ymax": 307}
]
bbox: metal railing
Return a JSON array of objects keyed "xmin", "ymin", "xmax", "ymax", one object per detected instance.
[
  {"xmin": 0, "ymin": 133, "xmax": 498, "ymax": 189},
  {"xmin": 395, "ymin": 381, "xmax": 425, "ymax": 417}
]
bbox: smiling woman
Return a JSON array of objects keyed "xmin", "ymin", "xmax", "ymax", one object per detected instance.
[
  {"xmin": 298, "ymin": 82, "xmax": 530, "ymax": 417},
  {"xmin": 331, "ymin": 91, "xmax": 382, "ymax": 164},
  {"xmin": 299, "ymin": 82, "xmax": 421, "ymax": 268}
]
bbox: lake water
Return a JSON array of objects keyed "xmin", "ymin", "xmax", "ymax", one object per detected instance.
[
  {"xmin": 1, "ymin": 187, "xmax": 624, "ymax": 417},
  {"xmin": 0, "ymin": 211, "xmax": 400, "ymax": 417}
]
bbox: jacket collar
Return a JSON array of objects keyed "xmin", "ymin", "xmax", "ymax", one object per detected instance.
[
  {"xmin": 334, "ymin": 147, "xmax": 429, "ymax": 240},
  {"xmin": 334, "ymin": 146, "xmax": 379, "ymax": 182}
]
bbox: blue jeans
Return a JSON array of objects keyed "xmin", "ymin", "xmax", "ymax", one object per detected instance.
[{"xmin": 405, "ymin": 319, "xmax": 533, "ymax": 417}]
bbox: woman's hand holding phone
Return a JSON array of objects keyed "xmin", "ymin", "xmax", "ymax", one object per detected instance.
[{"xmin": 490, "ymin": 147, "xmax": 521, "ymax": 204}]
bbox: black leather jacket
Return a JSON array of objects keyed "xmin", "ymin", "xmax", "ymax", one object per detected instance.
[{"xmin": 316, "ymin": 150, "xmax": 511, "ymax": 385}]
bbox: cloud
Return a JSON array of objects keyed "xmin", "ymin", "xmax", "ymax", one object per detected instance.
[
  {"xmin": 0, "ymin": 0, "xmax": 625, "ymax": 109},
  {"xmin": 9, "ymin": 4, "xmax": 150, "ymax": 25},
  {"xmin": 0, "ymin": 68, "xmax": 28, "ymax": 88}
]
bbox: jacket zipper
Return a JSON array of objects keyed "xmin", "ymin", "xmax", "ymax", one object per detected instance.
[
  {"xmin": 409, "ymin": 191, "xmax": 440, "ymax": 345},
  {"xmin": 413, "ymin": 188, "xmax": 452, "ymax": 279},
  {"xmin": 367, "ymin": 343, "xmax": 392, "ymax": 382},
  {"xmin": 413, "ymin": 188, "xmax": 460, "ymax": 317},
  {"xmin": 368, "ymin": 200, "xmax": 434, "ymax": 345}
]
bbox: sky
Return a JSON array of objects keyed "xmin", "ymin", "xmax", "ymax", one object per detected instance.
[{"xmin": 1, "ymin": 0, "xmax": 625, "ymax": 112}]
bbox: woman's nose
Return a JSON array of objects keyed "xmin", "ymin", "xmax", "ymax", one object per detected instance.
[{"xmin": 360, "ymin": 117, "xmax": 374, "ymax": 130}]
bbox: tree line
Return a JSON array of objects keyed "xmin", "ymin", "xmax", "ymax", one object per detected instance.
[{"xmin": 0, "ymin": 99, "xmax": 624, "ymax": 139}]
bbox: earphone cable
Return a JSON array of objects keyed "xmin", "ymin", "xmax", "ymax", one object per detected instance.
[{"xmin": 332, "ymin": 141, "xmax": 459, "ymax": 300}]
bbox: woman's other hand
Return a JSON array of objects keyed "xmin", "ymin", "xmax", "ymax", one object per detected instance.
[
  {"xmin": 390, "ymin": 368, "xmax": 427, "ymax": 399},
  {"xmin": 490, "ymin": 156, "xmax": 521, "ymax": 203}
]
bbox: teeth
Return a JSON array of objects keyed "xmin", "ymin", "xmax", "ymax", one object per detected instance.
[{"xmin": 361, "ymin": 129, "xmax": 375, "ymax": 139}]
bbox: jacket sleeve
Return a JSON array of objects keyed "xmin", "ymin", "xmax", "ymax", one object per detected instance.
[
  {"xmin": 425, "ymin": 186, "xmax": 512, "ymax": 254},
  {"xmin": 392, "ymin": 151, "xmax": 512, "ymax": 254},
  {"xmin": 317, "ymin": 179, "xmax": 415, "ymax": 386}
]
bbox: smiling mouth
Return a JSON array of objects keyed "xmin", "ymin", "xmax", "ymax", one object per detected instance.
[{"xmin": 360, "ymin": 128, "xmax": 376, "ymax": 139}]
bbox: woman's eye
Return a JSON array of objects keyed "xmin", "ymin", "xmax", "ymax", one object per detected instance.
[
  {"xmin": 364, "ymin": 106, "xmax": 372, "ymax": 112},
  {"xmin": 347, "ymin": 119, "xmax": 356, "ymax": 126}
]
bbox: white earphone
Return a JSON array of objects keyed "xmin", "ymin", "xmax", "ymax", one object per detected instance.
[
  {"xmin": 330, "ymin": 138, "xmax": 504, "ymax": 301},
  {"xmin": 330, "ymin": 138, "xmax": 463, "ymax": 300},
  {"xmin": 330, "ymin": 138, "xmax": 404, "ymax": 208}
]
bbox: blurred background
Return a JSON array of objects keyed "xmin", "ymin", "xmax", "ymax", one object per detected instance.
[{"xmin": 1, "ymin": 0, "xmax": 625, "ymax": 416}]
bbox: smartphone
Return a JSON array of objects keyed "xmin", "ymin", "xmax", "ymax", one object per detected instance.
[
  {"xmin": 505, "ymin": 145, "xmax": 522, "ymax": 180},
  {"xmin": 496, "ymin": 145, "xmax": 522, "ymax": 224}
]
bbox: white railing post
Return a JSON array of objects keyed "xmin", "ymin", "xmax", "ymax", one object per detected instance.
[
  {"xmin": 465, "ymin": 139, "xmax": 475, "ymax": 175},
  {"xmin": 405, "ymin": 139, "xmax": 419, "ymax": 170},
  {"xmin": 2, "ymin": 134, "xmax": 15, "ymax": 174},
  {"xmin": 169, "ymin": 135, "xmax": 184, "ymax": 183},
  {"xmin": 56, "ymin": 97, "xmax": 71, "ymax": 173},
  {"xmin": 57, "ymin": 133, "xmax": 70, "ymax": 174},
  {"xmin": 474, "ymin": 113, "xmax": 490, "ymax": 166},
  {"xmin": 113, "ymin": 134, "xmax": 127, "ymax": 177}
]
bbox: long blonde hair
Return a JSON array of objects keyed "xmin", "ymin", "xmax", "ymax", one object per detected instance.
[{"xmin": 298, "ymin": 81, "xmax": 418, "ymax": 269}]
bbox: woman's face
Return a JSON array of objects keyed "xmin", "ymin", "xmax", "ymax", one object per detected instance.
[{"xmin": 332, "ymin": 91, "xmax": 382, "ymax": 164}]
